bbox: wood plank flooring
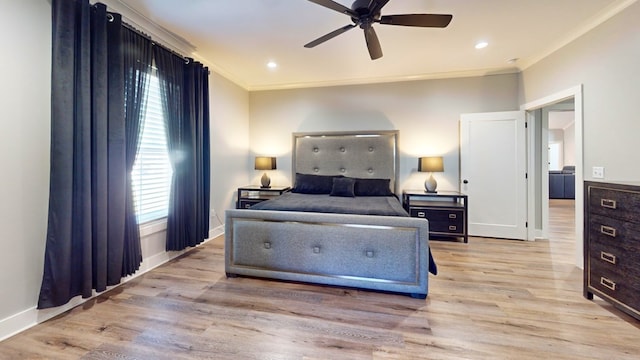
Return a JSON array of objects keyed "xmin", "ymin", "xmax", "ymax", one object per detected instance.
[{"xmin": 1, "ymin": 199, "xmax": 639, "ymax": 359}]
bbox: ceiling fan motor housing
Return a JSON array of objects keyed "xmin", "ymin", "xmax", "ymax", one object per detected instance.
[{"xmin": 351, "ymin": 0, "xmax": 381, "ymax": 22}]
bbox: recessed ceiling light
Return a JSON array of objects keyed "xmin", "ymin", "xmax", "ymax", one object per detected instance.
[
  {"xmin": 267, "ymin": 61, "xmax": 278, "ymax": 69},
  {"xmin": 475, "ymin": 41, "xmax": 488, "ymax": 49}
]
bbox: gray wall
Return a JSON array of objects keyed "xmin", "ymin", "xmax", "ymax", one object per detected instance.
[
  {"xmin": 209, "ymin": 73, "xmax": 250, "ymax": 225},
  {"xmin": 249, "ymin": 75, "xmax": 519, "ymax": 192},
  {"xmin": 521, "ymin": 1, "xmax": 640, "ymax": 182},
  {"xmin": 0, "ymin": 0, "xmax": 51, "ymax": 335}
]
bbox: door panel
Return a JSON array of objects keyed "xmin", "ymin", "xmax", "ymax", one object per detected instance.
[{"xmin": 460, "ymin": 111, "xmax": 527, "ymax": 240}]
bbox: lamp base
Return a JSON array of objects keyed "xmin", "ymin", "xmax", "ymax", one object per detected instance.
[
  {"xmin": 260, "ymin": 172, "xmax": 271, "ymax": 188},
  {"xmin": 424, "ymin": 173, "xmax": 438, "ymax": 193}
]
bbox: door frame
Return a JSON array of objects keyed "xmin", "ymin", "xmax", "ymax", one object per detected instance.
[{"xmin": 521, "ymin": 85, "xmax": 584, "ymax": 267}]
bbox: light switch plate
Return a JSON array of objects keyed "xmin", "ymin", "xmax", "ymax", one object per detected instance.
[{"xmin": 592, "ymin": 166, "xmax": 604, "ymax": 179}]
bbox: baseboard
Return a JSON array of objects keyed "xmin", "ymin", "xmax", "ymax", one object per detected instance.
[
  {"xmin": 209, "ymin": 224, "xmax": 224, "ymax": 240},
  {"xmin": 0, "ymin": 228, "xmax": 225, "ymax": 342}
]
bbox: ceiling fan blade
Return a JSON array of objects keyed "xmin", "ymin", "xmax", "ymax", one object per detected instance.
[
  {"xmin": 369, "ymin": 0, "xmax": 390, "ymax": 16},
  {"xmin": 304, "ymin": 24, "xmax": 356, "ymax": 48},
  {"xmin": 307, "ymin": 0, "xmax": 358, "ymax": 18},
  {"xmin": 379, "ymin": 14, "xmax": 453, "ymax": 27},
  {"xmin": 363, "ymin": 25, "xmax": 382, "ymax": 60}
]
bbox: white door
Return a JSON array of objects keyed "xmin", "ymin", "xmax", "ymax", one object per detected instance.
[{"xmin": 460, "ymin": 111, "xmax": 528, "ymax": 240}]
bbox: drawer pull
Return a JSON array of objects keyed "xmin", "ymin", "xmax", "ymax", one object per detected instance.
[
  {"xmin": 449, "ymin": 225, "xmax": 457, "ymax": 231},
  {"xmin": 600, "ymin": 251, "xmax": 617, "ymax": 265},
  {"xmin": 600, "ymin": 198, "xmax": 617, "ymax": 209},
  {"xmin": 449, "ymin": 214, "xmax": 457, "ymax": 219},
  {"xmin": 600, "ymin": 277, "xmax": 616, "ymax": 291},
  {"xmin": 417, "ymin": 211, "xmax": 426, "ymax": 218},
  {"xmin": 600, "ymin": 225, "xmax": 617, "ymax": 237}
]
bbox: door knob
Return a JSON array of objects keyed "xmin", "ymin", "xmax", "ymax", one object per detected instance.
[{"xmin": 463, "ymin": 179, "xmax": 469, "ymax": 184}]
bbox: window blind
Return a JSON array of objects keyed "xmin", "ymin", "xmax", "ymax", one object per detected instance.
[{"xmin": 131, "ymin": 73, "xmax": 173, "ymax": 223}]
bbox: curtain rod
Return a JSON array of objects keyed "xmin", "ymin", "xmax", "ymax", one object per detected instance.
[{"xmin": 106, "ymin": 12, "xmax": 191, "ymax": 65}]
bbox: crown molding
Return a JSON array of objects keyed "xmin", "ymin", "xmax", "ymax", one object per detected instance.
[{"xmin": 246, "ymin": 66, "xmax": 521, "ymax": 92}]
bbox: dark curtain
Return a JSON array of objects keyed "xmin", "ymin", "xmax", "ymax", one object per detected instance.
[
  {"xmin": 122, "ymin": 27, "xmax": 153, "ymax": 275},
  {"xmin": 184, "ymin": 60, "xmax": 211, "ymax": 246},
  {"xmin": 38, "ymin": 0, "xmax": 146, "ymax": 309},
  {"xmin": 154, "ymin": 47, "xmax": 210, "ymax": 251}
]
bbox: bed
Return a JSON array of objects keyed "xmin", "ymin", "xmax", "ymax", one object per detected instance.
[{"xmin": 224, "ymin": 130, "xmax": 434, "ymax": 298}]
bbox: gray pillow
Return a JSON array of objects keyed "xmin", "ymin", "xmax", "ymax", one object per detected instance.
[
  {"xmin": 330, "ymin": 177, "xmax": 356, "ymax": 197},
  {"xmin": 353, "ymin": 178, "xmax": 393, "ymax": 196},
  {"xmin": 292, "ymin": 173, "xmax": 342, "ymax": 194}
]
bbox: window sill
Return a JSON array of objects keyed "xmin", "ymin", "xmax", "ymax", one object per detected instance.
[{"xmin": 139, "ymin": 217, "xmax": 167, "ymax": 237}]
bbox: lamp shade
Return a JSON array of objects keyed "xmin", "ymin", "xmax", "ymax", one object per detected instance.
[
  {"xmin": 255, "ymin": 156, "xmax": 276, "ymax": 170},
  {"xmin": 418, "ymin": 156, "xmax": 444, "ymax": 172}
]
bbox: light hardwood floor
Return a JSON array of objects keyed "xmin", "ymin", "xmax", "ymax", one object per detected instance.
[{"xmin": 1, "ymin": 200, "xmax": 638, "ymax": 359}]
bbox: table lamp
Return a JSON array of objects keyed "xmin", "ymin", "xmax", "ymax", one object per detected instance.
[
  {"xmin": 255, "ymin": 156, "xmax": 276, "ymax": 188},
  {"xmin": 418, "ymin": 156, "xmax": 444, "ymax": 193}
]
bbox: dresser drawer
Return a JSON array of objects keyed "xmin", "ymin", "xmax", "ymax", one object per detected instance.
[
  {"xmin": 589, "ymin": 239, "xmax": 640, "ymax": 275},
  {"xmin": 588, "ymin": 214, "xmax": 640, "ymax": 248},
  {"xmin": 588, "ymin": 186, "xmax": 640, "ymax": 223},
  {"xmin": 588, "ymin": 262, "xmax": 640, "ymax": 308}
]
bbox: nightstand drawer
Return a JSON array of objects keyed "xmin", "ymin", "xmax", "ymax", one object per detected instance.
[
  {"xmin": 410, "ymin": 208, "xmax": 464, "ymax": 234},
  {"xmin": 238, "ymin": 199, "xmax": 265, "ymax": 209}
]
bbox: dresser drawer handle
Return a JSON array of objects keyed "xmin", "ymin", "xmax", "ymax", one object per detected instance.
[
  {"xmin": 600, "ymin": 198, "xmax": 617, "ymax": 209},
  {"xmin": 600, "ymin": 251, "xmax": 617, "ymax": 265},
  {"xmin": 600, "ymin": 225, "xmax": 616, "ymax": 237},
  {"xmin": 417, "ymin": 211, "xmax": 426, "ymax": 218},
  {"xmin": 449, "ymin": 214, "xmax": 457, "ymax": 219},
  {"xmin": 448, "ymin": 225, "xmax": 457, "ymax": 231},
  {"xmin": 600, "ymin": 277, "xmax": 616, "ymax": 291}
]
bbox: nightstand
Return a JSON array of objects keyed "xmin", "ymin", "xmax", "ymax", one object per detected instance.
[
  {"xmin": 402, "ymin": 190, "xmax": 468, "ymax": 243},
  {"xmin": 236, "ymin": 185, "xmax": 291, "ymax": 209}
]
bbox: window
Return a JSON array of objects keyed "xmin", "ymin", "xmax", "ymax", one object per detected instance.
[{"xmin": 131, "ymin": 72, "xmax": 173, "ymax": 223}]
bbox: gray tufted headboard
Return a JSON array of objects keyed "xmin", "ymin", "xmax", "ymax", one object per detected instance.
[{"xmin": 292, "ymin": 131, "xmax": 400, "ymax": 194}]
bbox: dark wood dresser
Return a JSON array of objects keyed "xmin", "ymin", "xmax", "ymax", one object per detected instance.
[{"xmin": 584, "ymin": 181, "xmax": 640, "ymax": 320}]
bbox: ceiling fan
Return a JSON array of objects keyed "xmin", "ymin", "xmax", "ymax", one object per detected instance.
[{"xmin": 305, "ymin": 0, "xmax": 453, "ymax": 60}]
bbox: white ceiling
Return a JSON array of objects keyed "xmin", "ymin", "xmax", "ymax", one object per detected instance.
[{"xmin": 114, "ymin": 0, "xmax": 634, "ymax": 91}]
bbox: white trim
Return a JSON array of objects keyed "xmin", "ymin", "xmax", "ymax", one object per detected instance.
[
  {"xmin": 521, "ymin": 85, "xmax": 584, "ymax": 268},
  {"xmin": 248, "ymin": 67, "xmax": 520, "ymax": 92}
]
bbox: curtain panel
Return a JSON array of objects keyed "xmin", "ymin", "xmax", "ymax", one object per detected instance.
[
  {"xmin": 38, "ymin": 0, "xmax": 150, "ymax": 309},
  {"xmin": 154, "ymin": 47, "xmax": 211, "ymax": 251},
  {"xmin": 122, "ymin": 27, "xmax": 153, "ymax": 275}
]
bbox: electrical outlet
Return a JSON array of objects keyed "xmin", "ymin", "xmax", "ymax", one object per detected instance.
[{"xmin": 592, "ymin": 166, "xmax": 604, "ymax": 179}]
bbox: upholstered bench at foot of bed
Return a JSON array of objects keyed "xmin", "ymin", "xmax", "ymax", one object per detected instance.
[{"xmin": 225, "ymin": 209, "xmax": 431, "ymax": 298}]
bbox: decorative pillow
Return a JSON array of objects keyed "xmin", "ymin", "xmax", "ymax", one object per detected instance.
[
  {"xmin": 353, "ymin": 178, "xmax": 393, "ymax": 196},
  {"xmin": 330, "ymin": 177, "xmax": 356, "ymax": 197},
  {"xmin": 292, "ymin": 173, "xmax": 342, "ymax": 194}
]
